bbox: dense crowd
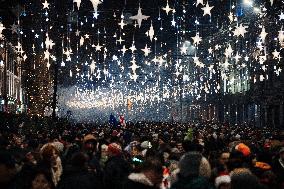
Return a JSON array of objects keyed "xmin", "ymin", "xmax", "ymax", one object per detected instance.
[{"xmin": 0, "ymin": 113, "xmax": 284, "ymax": 189}]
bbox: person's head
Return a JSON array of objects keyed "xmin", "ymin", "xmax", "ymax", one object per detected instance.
[
  {"xmin": 219, "ymin": 152, "xmax": 230, "ymax": 165},
  {"xmin": 131, "ymin": 144, "xmax": 142, "ymax": 157},
  {"xmin": 40, "ymin": 144, "xmax": 59, "ymax": 165},
  {"xmin": 176, "ymin": 142, "xmax": 184, "ymax": 153},
  {"xmin": 107, "ymin": 143, "xmax": 122, "ymax": 157},
  {"xmin": 141, "ymin": 157, "xmax": 163, "ymax": 186},
  {"xmin": 70, "ymin": 152, "xmax": 89, "ymax": 168},
  {"xmin": 230, "ymin": 168, "xmax": 261, "ymax": 189},
  {"xmin": 178, "ymin": 151, "xmax": 211, "ymax": 178},
  {"xmin": 0, "ymin": 151, "xmax": 16, "ymax": 184},
  {"xmin": 31, "ymin": 169, "xmax": 55, "ymax": 189},
  {"xmin": 83, "ymin": 134, "xmax": 97, "ymax": 152}
]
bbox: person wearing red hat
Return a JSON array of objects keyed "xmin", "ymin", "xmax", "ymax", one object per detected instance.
[{"xmin": 103, "ymin": 142, "xmax": 131, "ymax": 189}]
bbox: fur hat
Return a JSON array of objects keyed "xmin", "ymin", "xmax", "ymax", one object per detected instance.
[
  {"xmin": 178, "ymin": 152, "xmax": 211, "ymax": 178},
  {"xmin": 52, "ymin": 141, "xmax": 64, "ymax": 153},
  {"xmin": 108, "ymin": 143, "xmax": 122, "ymax": 156},
  {"xmin": 83, "ymin": 134, "xmax": 96, "ymax": 143},
  {"xmin": 141, "ymin": 141, "xmax": 152, "ymax": 149},
  {"xmin": 215, "ymin": 174, "xmax": 231, "ymax": 188},
  {"xmin": 235, "ymin": 143, "xmax": 250, "ymax": 157}
]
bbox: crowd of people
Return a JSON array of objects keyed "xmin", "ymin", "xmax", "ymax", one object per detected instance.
[{"xmin": 0, "ymin": 113, "xmax": 284, "ymax": 189}]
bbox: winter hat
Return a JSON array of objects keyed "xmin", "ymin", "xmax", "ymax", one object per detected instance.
[
  {"xmin": 235, "ymin": 143, "xmax": 251, "ymax": 157},
  {"xmin": 101, "ymin": 144, "xmax": 108, "ymax": 151},
  {"xmin": 179, "ymin": 152, "xmax": 211, "ymax": 178},
  {"xmin": 141, "ymin": 141, "xmax": 152, "ymax": 149},
  {"xmin": 111, "ymin": 130, "xmax": 119, "ymax": 137},
  {"xmin": 215, "ymin": 174, "xmax": 231, "ymax": 188},
  {"xmin": 254, "ymin": 162, "xmax": 271, "ymax": 170},
  {"xmin": 235, "ymin": 134, "xmax": 241, "ymax": 140},
  {"xmin": 83, "ymin": 134, "xmax": 96, "ymax": 143},
  {"xmin": 52, "ymin": 141, "xmax": 64, "ymax": 153},
  {"xmin": 152, "ymin": 133, "xmax": 158, "ymax": 139},
  {"xmin": 108, "ymin": 143, "xmax": 122, "ymax": 156}
]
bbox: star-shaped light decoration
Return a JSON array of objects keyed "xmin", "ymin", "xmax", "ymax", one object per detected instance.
[
  {"xmin": 228, "ymin": 12, "xmax": 234, "ymax": 22},
  {"xmin": 208, "ymin": 47, "xmax": 213, "ymax": 54},
  {"xmin": 84, "ymin": 34, "xmax": 89, "ymax": 39},
  {"xmin": 191, "ymin": 33, "xmax": 202, "ymax": 45},
  {"xmin": 129, "ymin": 58, "xmax": 140, "ymax": 73},
  {"xmin": 129, "ymin": 43, "xmax": 137, "ymax": 53},
  {"xmin": 121, "ymin": 45, "xmax": 127, "ymax": 55},
  {"xmin": 259, "ymin": 27, "xmax": 268, "ymax": 42},
  {"xmin": 116, "ymin": 36, "xmax": 125, "ymax": 45},
  {"xmin": 147, "ymin": 22, "xmax": 155, "ymax": 41},
  {"xmin": 130, "ymin": 73, "xmax": 139, "ymax": 82},
  {"xmin": 192, "ymin": 55, "xmax": 204, "ymax": 68},
  {"xmin": 259, "ymin": 55, "xmax": 267, "ymax": 64},
  {"xmin": 224, "ymin": 44, "xmax": 234, "ymax": 58},
  {"xmin": 44, "ymin": 50, "xmax": 50, "ymax": 60},
  {"xmin": 233, "ymin": 24, "xmax": 248, "ymax": 37},
  {"xmin": 15, "ymin": 42, "xmax": 22, "ymax": 52},
  {"xmin": 234, "ymin": 52, "xmax": 242, "ymax": 63},
  {"xmin": 74, "ymin": 0, "xmax": 81, "ymax": 10},
  {"xmin": 275, "ymin": 67, "xmax": 282, "ymax": 76},
  {"xmin": 96, "ymin": 73, "xmax": 101, "ymax": 80},
  {"xmin": 45, "ymin": 34, "xmax": 55, "ymax": 49},
  {"xmin": 89, "ymin": 0, "xmax": 102, "ymax": 12},
  {"xmin": 180, "ymin": 44, "xmax": 188, "ymax": 54},
  {"xmin": 93, "ymin": 11, "xmax": 99, "ymax": 19},
  {"xmin": 129, "ymin": 6, "xmax": 150, "ymax": 28},
  {"xmin": 201, "ymin": 2, "xmax": 214, "ymax": 16},
  {"xmin": 75, "ymin": 30, "xmax": 80, "ymax": 36},
  {"xmin": 272, "ymin": 49, "xmax": 280, "ymax": 59},
  {"xmin": 10, "ymin": 23, "xmax": 19, "ymax": 34},
  {"xmin": 42, "ymin": 0, "xmax": 50, "ymax": 9},
  {"xmin": 279, "ymin": 12, "xmax": 284, "ymax": 20},
  {"xmin": 162, "ymin": 0, "xmax": 173, "ymax": 15},
  {"xmin": 95, "ymin": 43, "xmax": 102, "ymax": 51},
  {"xmin": 118, "ymin": 19, "xmax": 126, "ymax": 29},
  {"xmin": 141, "ymin": 44, "xmax": 151, "ymax": 56},
  {"xmin": 196, "ymin": 0, "xmax": 204, "ymax": 7},
  {"xmin": 103, "ymin": 68, "xmax": 109, "ymax": 76},
  {"xmin": 174, "ymin": 70, "xmax": 181, "ymax": 77}
]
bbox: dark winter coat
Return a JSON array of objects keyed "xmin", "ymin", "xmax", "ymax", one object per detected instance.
[
  {"xmin": 272, "ymin": 158, "xmax": 284, "ymax": 183},
  {"xmin": 103, "ymin": 155, "xmax": 132, "ymax": 189},
  {"xmin": 57, "ymin": 166, "xmax": 102, "ymax": 189},
  {"xmin": 170, "ymin": 176, "xmax": 214, "ymax": 189}
]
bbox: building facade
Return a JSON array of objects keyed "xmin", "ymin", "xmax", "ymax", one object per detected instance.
[{"xmin": 0, "ymin": 39, "xmax": 26, "ymax": 113}]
